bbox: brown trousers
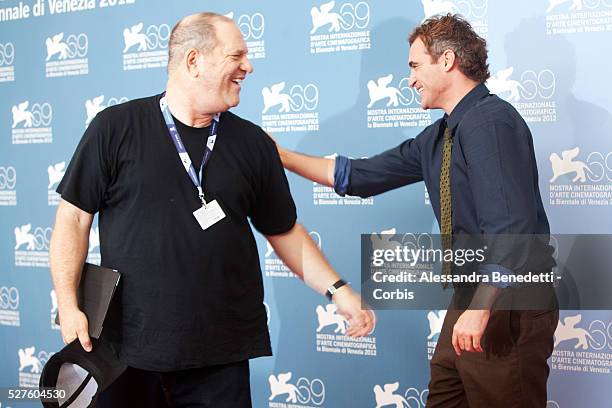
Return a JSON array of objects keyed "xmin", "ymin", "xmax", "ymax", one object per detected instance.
[{"xmin": 427, "ymin": 296, "xmax": 558, "ymax": 408}]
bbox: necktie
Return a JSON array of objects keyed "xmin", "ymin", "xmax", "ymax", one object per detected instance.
[{"xmin": 440, "ymin": 124, "xmax": 453, "ymax": 288}]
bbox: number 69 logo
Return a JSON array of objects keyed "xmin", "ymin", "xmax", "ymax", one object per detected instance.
[
  {"xmin": 339, "ymin": 1, "xmax": 371, "ymax": 30},
  {"xmin": 295, "ymin": 377, "xmax": 325, "ymax": 405},
  {"xmin": 290, "ymin": 84, "xmax": 319, "ymax": 112},
  {"xmin": 401, "ymin": 233, "xmax": 434, "ymax": 251},
  {"xmin": 0, "ymin": 286, "xmax": 19, "ymax": 310},
  {"xmin": 585, "ymin": 151, "xmax": 612, "ymax": 183},
  {"xmin": 0, "ymin": 166, "xmax": 16, "ymax": 190},
  {"xmin": 586, "ymin": 319, "xmax": 612, "ymax": 350},
  {"xmin": 0, "ymin": 42, "xmax": 15, "ymax": 66},
  {"xmin": 237, "ymin": 13, "xmax": 265, "ymax": 41},
  {"xmin": 31, "ymin": 103, "xmax": 53, "ymax": 127},
  {"xmin": 64, "ymin": 34, "xmax": 89, "ymax": 59},
  {"xmin": 145, "ymin": 24, "xmax": 170, "ymax": 50},
  {"xmin": 34, "ymin": 227, "xmax": 53, "ymax": 251},
  {"xmin": 519, "ymin": 69, "xmax": 556, "ymax": 100}
]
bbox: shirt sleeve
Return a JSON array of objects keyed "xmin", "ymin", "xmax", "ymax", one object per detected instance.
[
  {"xmin": 249, "ymin": 134, "xmax": 297, "ymax": 236},
  {"xmin": 333, "ymin": 137, "xmax": 423, "ymax": 198},
  {"xmin": 56, "ymin": 110, "xmax": 113, "ymax": 214},
  {"xmin": 461, "ymin": 119, "xmax": 542, "ymax": 287}
]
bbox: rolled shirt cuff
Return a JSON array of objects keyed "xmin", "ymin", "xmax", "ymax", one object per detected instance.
[
  {"xmin": 333, "ymin": 155, "xmax": 351, "ymax": 196},
  {"xmin": 479, "ymin": 263, "xmax": 515, "ymax": 288}
]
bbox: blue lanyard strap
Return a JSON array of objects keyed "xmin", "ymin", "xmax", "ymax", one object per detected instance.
[{"xmin": 159, "ymin": 93, "xmax": 220, "ymax": 206}]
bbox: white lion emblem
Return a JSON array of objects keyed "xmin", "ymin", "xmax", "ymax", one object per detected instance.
[
  {"xmin": 45, "ymin": 33, "xmax": 70, "ymax": 61},
  {"xmin": 486, "ymin": 67, "xmax": 525, "ymax": 102},
  {"xmin": 268, "ymin": 372, "xmax": 303, "ymax": 403},
  {"xmin": 14, "ymin": 224, "xmax": 36, "ymax": 251},
  {"xmin": 123, "ymin": 23, "xmax": 148, "ymax": 53},
  {"xmin": 549, "ymin": 147, "xmax": 588, "ymax": 183},
  {"xmin": 11, "ymin": 101, "xmax": 34, "ymax": 128},
  {"xmin": 374, "ymin": 382, "xmax": 410, "ymax": 408},
  {"xmin": 316, "ymin": 304, "xmax": 348, "ymax": 334},
  {"xmin": 262, "ymin": 82, "xmax": 292, "ymax": 114},
  {"xmin": 18, "ymin": 347, "xmax": 42, "ymax": 373},
  {"xmin": 85, "ymin": 95, "xmax": 105, "ymax": 125},
  {"xmin": 554, "ymin": 314, "xmax": 592, "ymax": 350},
  {"xmin": 48, "ymin": 162, "xmax": 66, "ymax": 189},
  {"xmin": 367, "ymin": 74, "xmax": 404, "ymax": 108},
  {"xmin": 310, "ymin": 1, "xmax": 346, "ymax": 34}
]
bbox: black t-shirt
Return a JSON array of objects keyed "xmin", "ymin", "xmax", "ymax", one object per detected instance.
[
  {"xmin": 57, "ymin": 94, "xmax": 297, "ymax": 371},
  {"xmin": 173, "ymin": 117, "xmax": 209, "ymax": 171}
]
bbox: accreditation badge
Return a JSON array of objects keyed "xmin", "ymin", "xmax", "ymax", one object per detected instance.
[{"xmin": 193, "ymin": 199, "xmax": 226, "ymax": 230}]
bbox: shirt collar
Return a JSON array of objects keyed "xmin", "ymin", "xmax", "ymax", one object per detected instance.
[{"xmin": 443, "ymin": 83, "xmax": 490, "ymax": 131}]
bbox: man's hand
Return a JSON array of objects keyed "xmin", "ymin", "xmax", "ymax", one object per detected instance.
[
  {"xmin": 452, "ymin": 309, "xmax": 490, "ymax": 355},
  {"xmin": 59, "ymin": 307, "xmax": 92, "ymax": 352},
  {"xmin": 332, "ymin": 286, "xmax": 376, "ymax": 337},
  {"xmin": 267, "ymin": 139, "xmax": 335, "ymax": 187}
]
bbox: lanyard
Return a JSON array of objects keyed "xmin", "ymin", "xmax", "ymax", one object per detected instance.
[{"xmin": 159, "ymin": 93, "xmax": 220, "ymax": 207}]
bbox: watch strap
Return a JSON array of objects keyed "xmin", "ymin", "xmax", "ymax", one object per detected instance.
[{"xmin": 326, "ymin": 279, "xmax": 348, "ymax": 300}]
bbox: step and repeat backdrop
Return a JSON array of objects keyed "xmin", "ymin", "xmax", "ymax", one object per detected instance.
[{"xmin": 1, "ymin": 0, "xmax": 611, "ymax": 407}]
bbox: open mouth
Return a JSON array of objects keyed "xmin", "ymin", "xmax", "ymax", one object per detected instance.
[{"xmin": 232, "ymin": 78, "xmax": 243, "ymax": 86}]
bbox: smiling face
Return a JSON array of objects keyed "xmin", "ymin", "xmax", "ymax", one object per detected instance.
[
  {"xmin": 407, "ymin": 37, "xmax": 449, "ymax": 110},
  {"xmin": 196, "ymin": 20, "xmax": 253, "ymax": 113}
]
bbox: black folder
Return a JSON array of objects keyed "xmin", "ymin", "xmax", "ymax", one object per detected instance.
[{"xmin": 54, "ymin": 263, "xmax": 121, "ymax": 339}]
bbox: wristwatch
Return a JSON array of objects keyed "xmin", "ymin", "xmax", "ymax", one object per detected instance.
[{"xmin": 326, "ymin": 279, "xmax": 349, "ymax": 301}]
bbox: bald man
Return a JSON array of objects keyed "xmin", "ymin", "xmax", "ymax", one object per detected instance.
[{"xmin": 50, "ymin": 12, "xmax": 374, "ymax": 408}]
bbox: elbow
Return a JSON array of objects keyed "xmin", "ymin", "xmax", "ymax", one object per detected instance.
[{"xmin": 56, "ymin": 200, "xmax": 94, "ymax": 232}]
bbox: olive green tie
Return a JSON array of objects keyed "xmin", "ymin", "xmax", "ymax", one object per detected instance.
[{"xmin": 440, "ymin": 125, "xmax": 453, "ymax": 287}]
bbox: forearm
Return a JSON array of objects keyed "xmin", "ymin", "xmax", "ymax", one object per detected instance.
[
  {"xmin": 469, "ymin": 284, "xmax": 502, "ymax": 310},
  {"xmin": 267, "ymin": 222, "xmax": 375, "ymax": 337},
  {"xmin": 278, "ymin": 147, "xmax": 335, "ymax": 187},
  {"xmin": 266, "ymin": 222, "xmax": 340, "ymax": 295},
  {"xmin": 49, "ymin": 200, "xmax": 93, "ymax": 314}
]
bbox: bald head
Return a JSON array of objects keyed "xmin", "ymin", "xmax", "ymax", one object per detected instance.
[{"xmin": 167, "ymin": 12, "xmax": 234, "ymax": 73}]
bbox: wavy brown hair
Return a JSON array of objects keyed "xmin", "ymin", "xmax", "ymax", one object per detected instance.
[{"xmin": 409, "ymin": 14, "xmax": 490, "ymax": 83}]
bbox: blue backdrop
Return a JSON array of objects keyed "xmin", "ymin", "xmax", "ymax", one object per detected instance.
[{"xmin": 1, "ymin": 0, "xmax": 611, "ymax": 407}]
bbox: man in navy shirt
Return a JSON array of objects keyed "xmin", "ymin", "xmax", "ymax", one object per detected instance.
[{"xmin": 278, "ymin": 14, "xmax": 557, "ymax": 408}]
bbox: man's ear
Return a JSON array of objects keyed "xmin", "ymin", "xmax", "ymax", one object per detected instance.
[
  {"xmin": 185, "ymin": 48, "xmax": 201, "ymax": 77},
  {"xmin": 441, "ymin": 49, "xmax": 456, "ymax": 72}
]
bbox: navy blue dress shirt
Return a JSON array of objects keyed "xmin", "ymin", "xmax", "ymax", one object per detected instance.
[{"xmin": 335, "ymin": 84, "xmax": 553, "ymax": 287}]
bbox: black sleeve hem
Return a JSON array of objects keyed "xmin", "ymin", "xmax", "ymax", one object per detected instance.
[
  {"xmin": 56, "ymin": 189, "xmax": 98, "ymax": 215},
  {"xmin": 255, "ymin": 215, "xmax": 297, "ymax": 236}
]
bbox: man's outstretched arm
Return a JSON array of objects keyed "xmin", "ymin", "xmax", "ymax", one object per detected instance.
[
  {"xmin": 266, "ymin": 222, "xmax": 375, "ymax": 337},
  {"xmin": 277, "ymin": 147, "xmax": 335, "ymax": 187},
  {"xmin": 275, "ymin": 139, "xmax": 424, "ymax": 198}
]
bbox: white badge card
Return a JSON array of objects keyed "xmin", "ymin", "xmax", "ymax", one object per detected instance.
[{"xmin": 193, "ymin": 200, "xmax": 226, "ymax": 230}]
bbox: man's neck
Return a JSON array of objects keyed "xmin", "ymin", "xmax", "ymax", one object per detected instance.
[
  {"xmin": 165, "ymin": 81, "xmax": 214, "ymax": 128},
  {"xmin": 442, "ymin": 79, "xmax": 480, "ymax": 115}
]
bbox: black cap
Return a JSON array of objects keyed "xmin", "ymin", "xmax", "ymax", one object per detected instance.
[{"xmin": 39, "ymin": 338, "xmax": 127, "ymax": 407}]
